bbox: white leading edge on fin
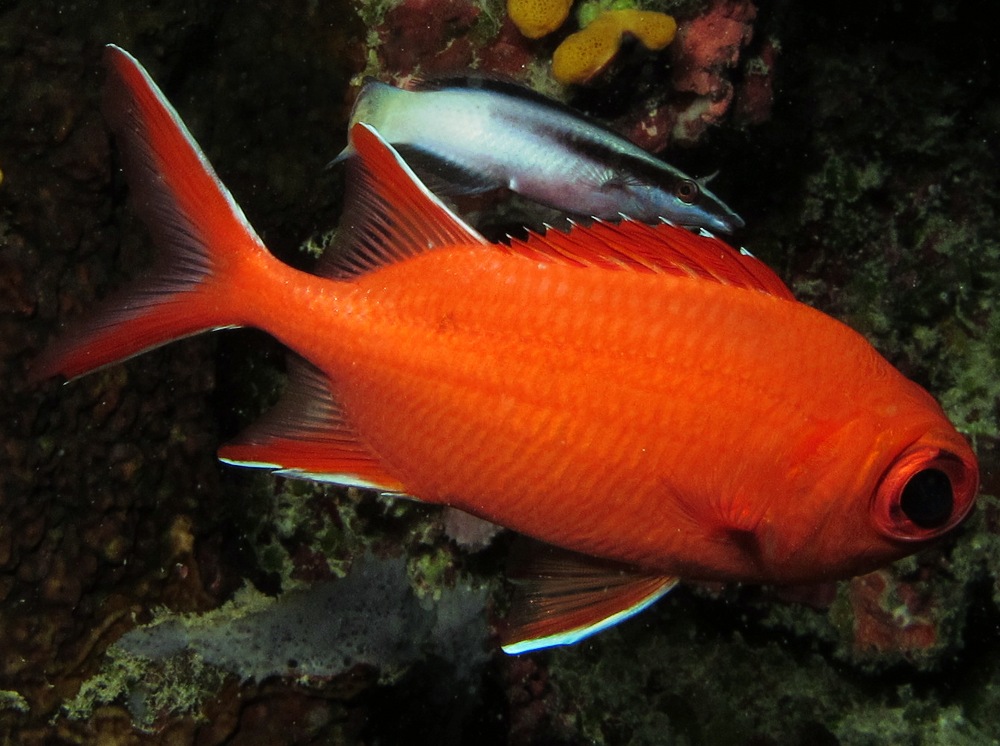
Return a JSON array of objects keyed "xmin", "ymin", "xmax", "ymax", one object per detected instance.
[{"xmin": 502, "ymin": 578, "xmax": 678, "ymax": 655}]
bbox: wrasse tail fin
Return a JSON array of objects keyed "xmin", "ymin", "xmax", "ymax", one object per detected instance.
[
  {"xmin": 501, "ymin": 541, "xmax": 677, "ymax": 654},
  {"xmin": 316, "ymin": 123, "xmax": 488, "ymax": 279},
  {"xmin": 325, "ymin": 78, "xmax": 391, "ymax": 170},
  {"xmin": 218, "ymin": 357, "xmax": 405, "ymax": 492},
  {"xmin": 32, "ymin": 45, "xmax": 270, "ymax": 382}
]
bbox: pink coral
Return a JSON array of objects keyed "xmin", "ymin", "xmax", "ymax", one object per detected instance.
[
  {"xmin": 671, "ymin": 0, "xmax": 757, "ymax": 96},
  {"xmin": 378, "ymin": 0, "xmax": 481, "ymax": 76},
  {"xmin": 614, "ymin": 103, "xmax": 676, "ymax": 154},
  {"xmin": 734, "ymin": 36, "xmax": 779, "ymax": 126},
  {"xmin": 608, "ymin": 0, "xmax": 762, "ymax": 152},
  {"xmin": 847, "ymin": 569, "xmax": 939, "ymax": 657},
  {"xmin": 477, "ymin": 17, "xmax": 538, "ymax": 79},
  {"xmin": 668, "ymin": 0, "xmax": 757, "ymax": 143}
]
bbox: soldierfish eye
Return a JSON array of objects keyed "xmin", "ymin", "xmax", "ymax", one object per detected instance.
[
  {"xmin": 872, "ymin": 444, "xmax": 977, "ymax": 541},
  {"xmin": 899, "ymin": 468, "xmax": 953, "ymax": 528},
  {"xmin": 674, "ymin": 179, "xmax": 700, "ymax": 204}
]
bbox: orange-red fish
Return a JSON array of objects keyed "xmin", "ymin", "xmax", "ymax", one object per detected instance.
[{"xmin": 36, "ymin": 46, "xmax": 979, "ymax": 654}]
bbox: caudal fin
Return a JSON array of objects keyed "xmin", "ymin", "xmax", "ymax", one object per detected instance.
[{"xmin": 33, "ymin": 45, "xmax": 271, "ymax": 382}]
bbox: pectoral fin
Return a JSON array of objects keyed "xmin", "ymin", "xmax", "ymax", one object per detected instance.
[{"xmin": 501, "ymin": 541, "xmax": 677, "ymax": 654}]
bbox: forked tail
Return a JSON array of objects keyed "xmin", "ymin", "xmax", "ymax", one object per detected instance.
[{"xmin": 33, "ymin": 45, "xmax": 273, "ymax": 381}]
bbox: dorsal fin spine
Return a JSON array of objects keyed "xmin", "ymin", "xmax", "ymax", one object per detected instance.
[{"xmin": 507, "ymin": 219, "xmax": 794, "ymax": 299}]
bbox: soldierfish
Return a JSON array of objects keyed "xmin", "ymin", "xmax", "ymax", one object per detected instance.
[
  {"xmin": 332, "ymin": 77, "xmax": 745, "ymax": 234},
  {"xmin": 37, "ymin": 46, "xmax": 978, "ymax": 655}
]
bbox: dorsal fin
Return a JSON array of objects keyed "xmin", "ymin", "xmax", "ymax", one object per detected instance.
[
  {"xmin": 505, "ymin": 219, "xmax": 795, "ymax": 299},
  {"xmin": 218, "ymin": 357, "xmax": 405, "ymax": 492},
  {"xmin": 315, "ymin": 123, "xmax": 487, "ymax": 279}
]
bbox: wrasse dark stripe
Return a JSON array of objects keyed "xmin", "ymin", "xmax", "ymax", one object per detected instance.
[{"xmin": 336, "ymin": 77, "xmax": 744, "ymax": 233}]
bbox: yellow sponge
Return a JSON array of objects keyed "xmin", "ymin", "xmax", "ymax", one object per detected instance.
[
  {"xmin": 507, "ymin": 0, "xmax": 575, "ymax": 39},
  {"xmin": 552, "ymin": 10, "xmax": 677, "ymax": 85}
]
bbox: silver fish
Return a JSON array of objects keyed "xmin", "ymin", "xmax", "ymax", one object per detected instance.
[{"xmin": 333, "ymin": 77, "xmax": 744, "ymax": 234}]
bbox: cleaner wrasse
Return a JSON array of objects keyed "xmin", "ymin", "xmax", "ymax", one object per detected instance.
[{"xmin": 333, "ymin": 77, "xmax": 744, "ymax": 233}]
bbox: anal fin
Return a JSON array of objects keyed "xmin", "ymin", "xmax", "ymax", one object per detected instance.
[
  {"xmin": 501, "ymin": 540, "xmax": 677, "ymax": 654},
  {"xmin": 218, "ymin": 357, "xmax": 404, "ymax": 493}
]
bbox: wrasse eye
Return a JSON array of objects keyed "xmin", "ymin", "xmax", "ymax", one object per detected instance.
[
  {"xmin": 674, "ymin": 179, "xmax": 699, "ymax": 204},
  {"xmin": 872, "ymin": 445, "xmax": 977, "ymax": 541},
  {"xmin": 899, "ymin": 468, "xmax": 953, "ymax": 528}
]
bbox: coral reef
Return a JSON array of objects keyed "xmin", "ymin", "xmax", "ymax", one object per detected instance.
[
  {"xmin": 666, "ymin": 0, "xmax": 758, "ymax": 142},
  {"xmin": 733, "ymin": 35, "xmax": 778, "ymax": 126},
  {"xmin": 354, "ymin": 0, "xmax": 763, "ymax": 155},
  {"xmin": 376, "ymin": 0, "xmax": 484, "ymax": 76},
  {"xmin": 591, "ymin": 0, "xmax": 760, "ymax": 152},
  {"xmin": 842, "ymin": 569, "xmax": 944, "ymax": 661}
]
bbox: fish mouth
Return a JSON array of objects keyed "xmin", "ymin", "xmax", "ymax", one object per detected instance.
[
  {"xmin": 670, "ymin": 208, "xmax": 744, "ymax": 235},
  {"xmin": 686, "ymin": 207, "xmax": 744, "ymax": 235},
  {"xmin": 711, "ymin": 209, "xmax": 745, "ymax": 234},
  {"xmin": 724, "ymin": 212, "xmax": 746, "ymax": 232}
]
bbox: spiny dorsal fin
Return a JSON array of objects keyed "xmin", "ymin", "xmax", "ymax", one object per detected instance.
[
  {"xmin": 501, "ymin": 540, "xmax": 677, "ymax": 654},
  {"xmin": 315, "ymin": 123, "xmax": 487, "ymax": 279},
  {"xmin": 505, "ymin": 219, "xmax": 795, "ymax": 299}
]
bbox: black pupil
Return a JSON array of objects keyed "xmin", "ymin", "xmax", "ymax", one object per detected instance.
[
  {"xmin": 899, "ymin": 468, "xmax": 954, "ymax": 529},
  {"xmin": 676, "ymin": 180, "xmax": 698, "ymax": 203}
]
